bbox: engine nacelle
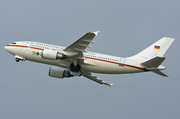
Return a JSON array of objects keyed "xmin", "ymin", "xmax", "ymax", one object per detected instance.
[
  {"xmin": 42, "ymin": 49, "xmax": 65, "ymax": 60},
  {"xmin": 49, "ymin": 67, "xmax": 73, "ymax": 78}
]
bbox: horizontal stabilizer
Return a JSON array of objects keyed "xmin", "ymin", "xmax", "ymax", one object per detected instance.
[
  {"xmin": 141, "ymin": 56, "xmax": 166, "ymax": 67},
  {"xmin": 151, "ymin": 70, "xmax": 168, "ymax": 77}
]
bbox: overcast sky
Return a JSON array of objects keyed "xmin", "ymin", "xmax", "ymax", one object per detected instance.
[{"xmin": 0, "ymin": 0, "xmax": 179, "ymax": 119}]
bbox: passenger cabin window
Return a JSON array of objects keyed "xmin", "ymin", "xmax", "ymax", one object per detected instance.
[{"xmin": 12, "ymin": 42, "xmax": 16, "ymax": 44}]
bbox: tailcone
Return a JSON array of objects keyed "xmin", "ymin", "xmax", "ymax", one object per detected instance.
[
  {"xmin": 157, "ymin": 65, "xmax": 166, "ymax": 70},
  {"xmin": 145, "ymin": 65, "xmax": 166, "ymax": 71}
]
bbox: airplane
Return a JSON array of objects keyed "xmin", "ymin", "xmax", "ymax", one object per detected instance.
[{"xmin": 4, "ymin": 31, "xmax": 174, "ymax": 86}]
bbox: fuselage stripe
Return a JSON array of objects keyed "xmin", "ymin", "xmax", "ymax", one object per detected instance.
[
  {"xmin": 6, "ymin": 45, "xmax": 43, "ymax": 51},
  {"xmin": 85, "ymin": 57, "xmax": 148, "ymax": 71}
]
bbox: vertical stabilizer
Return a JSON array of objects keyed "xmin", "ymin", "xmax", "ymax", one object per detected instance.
[{"xmin": 130, "ymin": 37, "xmax": 174, "ymax": 60}]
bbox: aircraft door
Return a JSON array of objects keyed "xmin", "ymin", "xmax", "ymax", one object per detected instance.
[
  {"xmin": 22, "ymin": 42, "xmax": 30, "ymax": 53},
  {"xmin": 22, "ymin": 42, "xmax": 30, "ymax": 46},
  {"xmin": 22, "ymin": 42, "xmax": 27, "ymax": 46},
  {"xmin": 119, "ymin": 58, "xmax": 125, "ymax": 67}
]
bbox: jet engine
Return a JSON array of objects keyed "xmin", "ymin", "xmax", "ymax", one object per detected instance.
[
  {"xmin": 49, "ymin": 67, "xmax": 73, "ymax": 78},
  {"xmin": 42, "ymin": 49, "xmax": 65, "ymax": 60}
]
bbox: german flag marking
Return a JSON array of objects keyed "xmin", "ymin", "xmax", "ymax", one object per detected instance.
[{"xmin": 154, "ymin": 45, "xmax": 160, "ymax": 49}]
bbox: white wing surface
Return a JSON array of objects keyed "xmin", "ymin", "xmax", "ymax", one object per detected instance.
[
  {"xmin": 59, "ymin": 31, "xmax": 99, "ymax": 63},
  {"xmin": 63, "ymin": 31, "xmax": 99, "ymax": 54}
]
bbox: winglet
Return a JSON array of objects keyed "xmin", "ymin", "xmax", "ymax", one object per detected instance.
[
  {"xmin": 102, "ymin": 81, "xmax": 114, "ymax": 87},
  {"xmin": 93, "ymin": 31, "xmax": 100, "ymax": 36},
  {"xmin": 109, "ymin": 83, "xmax": 114, "ymax": 87}
]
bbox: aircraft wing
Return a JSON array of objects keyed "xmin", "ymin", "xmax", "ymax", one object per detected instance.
[
  {"xmin": 61, "ymin": 31, "xmax": 114, "ymax": 86},
  {"xmin": 63, "ymin": 31, "xmax": 99, "ymax": 57},
  {"xmin": 82, "ymin": 72, "xmax": 113, "ymax": 87}
]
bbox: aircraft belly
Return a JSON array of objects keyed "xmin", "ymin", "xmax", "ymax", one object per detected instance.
[{"xmin": 123, "ymin": 66, "xmax": 143, "ymax": 73}]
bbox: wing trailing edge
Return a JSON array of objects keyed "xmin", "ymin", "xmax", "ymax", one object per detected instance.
[{"xmin": 82, "ymin": 72, "xmax": 113, "ymax": 87}]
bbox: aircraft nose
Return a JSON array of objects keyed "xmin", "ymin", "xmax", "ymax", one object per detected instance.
[
  {"xmin": 4, "ymin": 45, "xmax": 7, "ymax": 50},
  {"xmin": 4, "ymin": 45, "xmax": 11, "ymax": 52}
]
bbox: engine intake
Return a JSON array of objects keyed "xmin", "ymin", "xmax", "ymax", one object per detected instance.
[
  {"xmin": 49, "ymin": 67, "xmax": 73, "ymax": 78},
  {"xmin": 42, "ymin": 49, "xmax": 66, "ymax": 60}
]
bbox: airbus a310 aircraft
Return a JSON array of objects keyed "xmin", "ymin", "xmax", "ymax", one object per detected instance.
[{"xmin": 4, "ymin": 31, "xmax": 174, "ymax": 86}]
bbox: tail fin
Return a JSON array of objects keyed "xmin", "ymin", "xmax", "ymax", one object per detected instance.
[
  {"xmin": 132, "ymin": 37, "xmax": 175, "ymax": 77},
  {"xmin": 131, "ymin": 37, "xmax": 175, "ymax": 60}
]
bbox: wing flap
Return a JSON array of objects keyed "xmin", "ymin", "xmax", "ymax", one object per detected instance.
[
  {"xmin": 82, "ymin": 72, "xmax": 113, "ymax": 87},
  {"xmin": 83, "ymin": 40, "xmax": 95, "ymax": 43},
  {"xmin": 78, "ymin": 44, "xmax": 91, "ymax": 48},
  {"xmin": 73, "ymin": 48, "xmax": 87, "ymax": 52}
]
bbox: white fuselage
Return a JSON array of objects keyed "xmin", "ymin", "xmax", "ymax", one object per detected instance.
[{"xmin": 4, "ymin": 41, "xmax": 147, "ymax": 74}]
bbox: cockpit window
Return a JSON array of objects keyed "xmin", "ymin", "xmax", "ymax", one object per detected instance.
[{"xmin": 12, "ymin": 42, "xmax": 16, "ymax": 44}]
